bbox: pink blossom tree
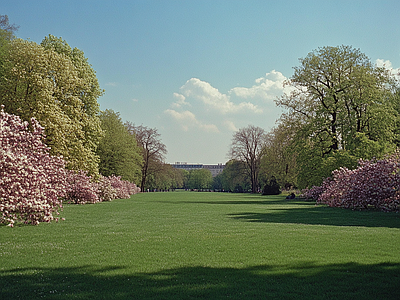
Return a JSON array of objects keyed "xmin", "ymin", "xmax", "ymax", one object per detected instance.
[
  {"xmin": 0, "ymin": 108, "xmax": 67, "ymax": 226},
  {"xmin": 302, "ymin": 153, "xmax": 400, "ymax": 212}
]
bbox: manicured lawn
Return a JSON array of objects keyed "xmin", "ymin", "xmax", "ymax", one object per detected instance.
[{"xmin": 1, "ymin": 191, "xmax": 399, "ymax": 299}]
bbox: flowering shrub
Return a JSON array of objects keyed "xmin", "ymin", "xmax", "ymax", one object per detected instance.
[
  {"xmin": 65, "ymin": 170, "xmax": 99, "ymax": 204},
  {"xmin": 302, "ymin": 154, "xmax": 400, "ymax": 212},
  {"xmin": 0, "ymin": 108, "xmax": 67, "ymax": 226},
  {"xmin": 65, "ymin": 173, "xmax": 140, "ymax": 203},
  {"xmin": 96, "ymin": 175, "xmax": 117, "ymax": 202}
]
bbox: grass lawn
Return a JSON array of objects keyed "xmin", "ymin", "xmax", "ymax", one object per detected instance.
[{"xmin": 1, "ymin": 191, "xmax": 399, "ymax": 299}]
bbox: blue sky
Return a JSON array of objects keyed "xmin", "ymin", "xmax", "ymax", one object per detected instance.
[{"xmin": 3, "ymin": 0, "xmax": 400, "ymax": 164}]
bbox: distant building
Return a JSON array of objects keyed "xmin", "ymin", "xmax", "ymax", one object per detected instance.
[{"xmin": 171, "ymin": 162, "xmax": 225, "ymax": 177}]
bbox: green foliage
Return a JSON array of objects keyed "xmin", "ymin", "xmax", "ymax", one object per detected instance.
[
  {"xmin": 186, "ymin": 168, "xmax": 213, "ymax": 190},
  {"xmin": 145, "ymin": 164, "xmax": 185, "ymax": 191},
  {"xmin": 260, "ymin": 124, "xmax": 297, "ymax": 189},
  {"xmin": 220, "ymin": 159, "xmax": 251, "ymax": 192},
  {"xmin": 0, "ymin": 38, "xmax": 103, "ymax": 175},
  {"xmin": 97, "ymin": 109, "xmax": 142, "ymax": 183},
  {"xmin": 276, "ymin": 45, "xmax": 398, "ymax": 188}
]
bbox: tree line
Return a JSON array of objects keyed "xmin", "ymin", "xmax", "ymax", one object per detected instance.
[{"xmin": 223, "ymin": 44, "xmax": 400, "ymax": 203}]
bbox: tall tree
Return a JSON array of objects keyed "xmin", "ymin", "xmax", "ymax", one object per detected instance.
[
  {"xmin": 0, "ymin": 38, "xmax": 103, "ymax": 174},
  {"xmin": 125, "ymin": 123, "xmax": 167, "ymax": 191},
  {"xmin": 276, "ymin": 45, "xmax": 397, "ymax": 188},
  {"xmin": 220, "ymin": 159, "xmax": 250, "ymax": 193},
  {"xmin": 260, "ymin": 123, "xmax": 297, "ymax": 189},
  {"xmin": 0, "ymin": 15, "xmax": 18, "ymax": 82},
  {"xmin": 0, "ymin": 15, "xmax": 19, "ymax": 42},
  {"xmin": 97, "ymin": 109, "xmax": 142, "ymax": 183},
  {"xmin": 229, "ymin": 125, "xmax": 266, "ymax": 193}
]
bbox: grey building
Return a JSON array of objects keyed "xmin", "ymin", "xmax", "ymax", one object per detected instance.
[{"xmin": 171, "ymin": 162, "xmax": 225, "ymax": 177}]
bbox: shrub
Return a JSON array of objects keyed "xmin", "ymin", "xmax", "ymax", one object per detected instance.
[
  {"xmin": 302, "ymin": 153, "xmax": 400, "ymax": 212},
  {"xmin": 96, "ymin": 175, "xmax": 117, "ymax": 202},
  {"xmin": 0, "ymin": 108, "xmax": 67, "ymax": 226},
  {"xmin": 262, "ymin": 176, "xmax": 281, "ymax": 195},
  {"xmin": 65, "ymin": 170, "xmax": 99, "ymax": 204}
]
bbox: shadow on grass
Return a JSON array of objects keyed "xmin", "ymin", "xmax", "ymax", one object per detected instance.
[
  {"xmin": 1, "ymin": 262, "xmax": 399, "ymax": 299},
  {"xmin": 228, "ymin": 204, "xmax": 400, "ymax": 228}
]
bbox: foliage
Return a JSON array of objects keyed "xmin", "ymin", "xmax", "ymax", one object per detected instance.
[
  {"xmin": 262, "ymin": 176, "xmax": 281, "ymax": 195},
  {"xmin": 145, "ymin": 164, "xmax": 186, "ymax": 191},
  {"xmin": 186, "ymin": 168, "xmax": 213, "ymax": 190},
  {"xmin": 0, "ymin": 15, "xmax": 19, "ymax": 42},
  {"xmin": 220, "ymin": 159, "xmax": 251, "ymax": 192},
  {"xmin": 97, "ymin": 109, "xmax": 142, "ymax": 183},
  {"xmin": 40, "ymin": 35, "xmax": 104, "ymax": 171},
  {"xmin": 0, "ymin": 108, "xmax": 67, "ymax": 226},
  {"xmin": 125, "ymin": 123, "xmax": 167, "ymax": 191},
  {"xmin": 276, "ymin": 45, "xmax": 397, "ymax": 188},
  {"xmin": 302, "ymin": 153, "xmax": 400, "ymax": 212},
  {"xmin": 229, "ymin": 125, "xmax": 266, "ymax": 193},
  {"xmin": 0, "ymin": 38, "xmax": 103, "ymax": 175},
  {"xmin": 260, "ymin": 123, "xmax": 297, "ymax": 189}
]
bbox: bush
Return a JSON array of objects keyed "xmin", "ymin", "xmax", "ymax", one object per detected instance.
[
  {"xmin": 262, "ymin": 176, "xmax": 281, "ymax": 195},
  {"xmin": 0, "ymin": 108, "xmax": 67, "ymax": 226},
  {"xmin": 65, "ymin": 170, "xmax": 99, "ymax": 204},
  {"xmin": 96, "ymin": 175, "xmax": 117, "ymax": 202},
  {"xmin": 302, "ymin": 153, "xmax": 400, "ymax": 212}
]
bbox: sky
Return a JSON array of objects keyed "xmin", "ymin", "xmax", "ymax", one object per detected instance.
[{"xmin": 3, "ymin": 0, "xmax": 400, "ymax": 164}]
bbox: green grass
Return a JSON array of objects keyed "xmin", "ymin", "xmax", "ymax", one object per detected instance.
[{"xmin": 1, "ymin": 192, "xmax": 399, "ymax": 299}]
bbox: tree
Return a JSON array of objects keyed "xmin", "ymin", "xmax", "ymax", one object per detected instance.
[
  {"xmin": 97, "ymin": 109, "xmax": 142, "ymax": 183},
  {"xmin": 220, "ymin": 159, "xmax": 250, "ymax": 192},
  {"xmin": 0, "ymin": 108, "xmax": 67, "ymax": 226},
  {"xmin": 260, "ymin": 123, "xmax": 297, "ymax": 190},
  {"xmin": 0, "ymin": 38, "xmax": 103, "ymax": 174},
  {"xmin": 125, "ymin": 123, "xmax": 167, "ymax": 191},
  {"xmin": 0, "ymin": 15, "xmax": 19, "ymax": 42},
  {"xmin": 187, "ymin": 169, "xmax": 213, "ymax": 190},
  {"xmin": 276, "ymin": 45, "xmax": 397, "ymax": 188},
  {"xmin": 229, "ymin": 125, "xmax": 266, "ymax": 193}
]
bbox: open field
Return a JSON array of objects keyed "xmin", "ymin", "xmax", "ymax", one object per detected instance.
[{"xmin": 1, "ymin": 191, "xmax": 399, "ymax": 299}]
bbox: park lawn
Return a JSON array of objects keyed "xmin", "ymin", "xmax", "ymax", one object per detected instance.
[{"xmin": 0, "ymin": 191, "xmax": 399, "ymax": 299}]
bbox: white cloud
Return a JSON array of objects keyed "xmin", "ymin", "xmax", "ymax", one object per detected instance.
[
  {"xmin": 172, "ymin": 92, "xmax": 190, "ymax": 108},
  {"xmin": 105, "ymin": 82, "xmax": 118, "ymax": 87},
  {"xmin": 376, "ymin": 59, "xmax": 400, "ymax": 79},
  {"xmin": 179, "ymin": 78, "xmax": 262, "ymax": 114},
  {"xmin": 164, "ymin": 109, "xmax": 219, "ymax": 132},
  {"xmin": 223, "ymin": 120, "xmax": 238, "ymax": 132},
  {"xmin": 230, "ymin": 70, "xmax": 291, "ymax": 101},
  {"xmin": 131, "ymin": 98, "xmax": 139, "ymax": 102}
]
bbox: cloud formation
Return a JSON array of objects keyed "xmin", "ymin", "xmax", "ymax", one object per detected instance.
[
  {"xmin": 230, "ymin": 70, "xmax": 289, "ymax": 101},
  {"xmin": 179, "ymin": 78, "xmax": 263, "ymax": 114},
  {"xmin": 172, "ymin": 92, "xmax": 190, "ymax": 108},
  {"xmin": 376, "ymin": 59, "xmax": 400, "ymax": 79},
  {"xmin": 164, "ymin": 109, "xmax": 219, "ymax": 132},
  {"xmin": 165, "ymin": 70, "xmax": 290, "ymax": 133}
]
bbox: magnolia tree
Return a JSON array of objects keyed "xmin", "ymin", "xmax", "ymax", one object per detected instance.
[
  {"xmin": 64, "ymin": 172, "xmax": 140, "ymax": 204},
  {"xmin": 0, "ymin": 108, "xmax": 67, "ymax": 226},
  {"xmin": 302, "ymin": 154, "xmax": 400, "ymax": 212}
]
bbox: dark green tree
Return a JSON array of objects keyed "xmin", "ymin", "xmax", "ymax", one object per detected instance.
[
  {"xmin": 187, "ymin": 169, "xmax": 213, "ymax": 190},
  {"xmin": 221, "ymin": 160, "xmax": 251, "ymax": 193},
  {"xmin": 97, "ymin": 109, "xmax": 142, "ymax": 183}
]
